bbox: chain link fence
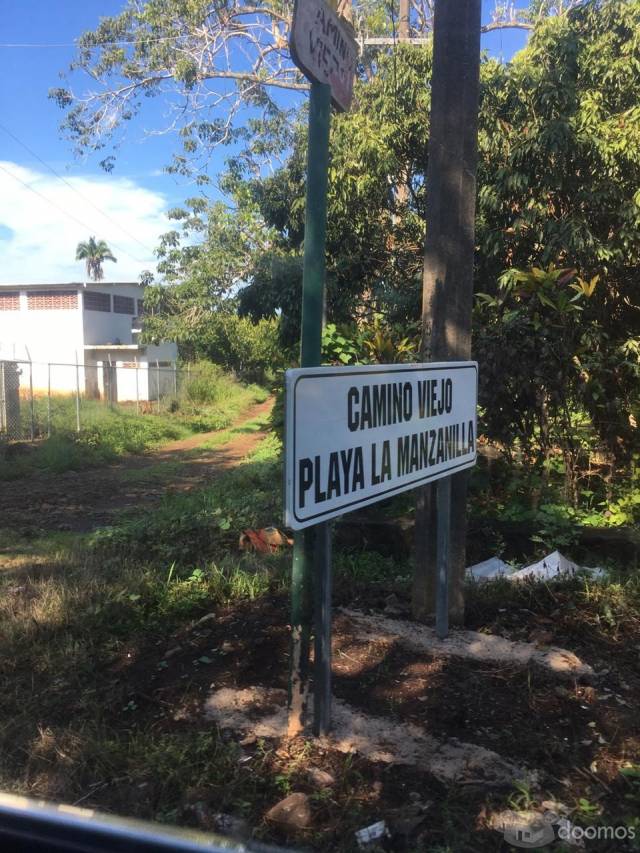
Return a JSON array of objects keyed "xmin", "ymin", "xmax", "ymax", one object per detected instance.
[{"xmin": 0, "ymin": 357, "xmax": 197, "ymax": 442}]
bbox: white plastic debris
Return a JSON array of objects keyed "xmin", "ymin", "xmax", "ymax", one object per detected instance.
[
  {"xmin": 467, "ymin": 551, "xmax": 604, "ymax": 584},
  {"xmin": 510, "ymin": 550, "xmax": 604, "ymax": 582},
  {"xmin": 508, "ymin": 550, "xmax": 579, "ymax": 581},
  {"xmin": 355, "ymin": 820, "xmax": 390, "ymax": 848},
  {"xmin": 466, "ymin": 556, "xmax": 513, "ymax": 581}
]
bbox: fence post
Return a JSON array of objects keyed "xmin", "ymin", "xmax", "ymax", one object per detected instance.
[
  {"xmin": 173, "ymin": 361, "xmax": 178, "ymax": 397},
  {"xmin": 25, "ymin": 347, "xmax": 35, "ymax": 441},
  {"xmin": 47, "ymin": 363, "xmax": 51, "ymax": 438},
  {"xmin": 107, "ymin": 354, "xmax": 113, "ymax": 409},
  {"xmin": 135, "ymin": 356, "xmax": 140, "ymax": 416},
  {"xmin": 156, "ymin": 360, "xmax": 160, "ymax": 414},
  {"xmin": 75, "ymin": 351, "xmax": 81, "ymax": 433}
]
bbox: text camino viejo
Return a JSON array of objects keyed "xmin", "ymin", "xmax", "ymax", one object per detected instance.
[{"xmin": 298, "ymin": 378, "xmax": 475, "ymax": 508}]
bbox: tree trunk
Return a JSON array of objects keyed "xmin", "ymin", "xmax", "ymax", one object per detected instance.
[
  {"xmin": 398, "ymin": 0, "xmax": 410, "ymax": 40},
  {"xmin": 413, "ymin": 0, "xmax": 481, "ymax": 625}
]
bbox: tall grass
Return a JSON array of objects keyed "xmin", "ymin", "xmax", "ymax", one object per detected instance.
[{"xmin": 0, "ymin": 365, "xmax": 268, "ymax": 480}]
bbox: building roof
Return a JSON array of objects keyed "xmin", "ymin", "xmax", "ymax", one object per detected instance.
[{"xmin": 0, "ymin": 282, "xmax": 142, "ymax": 290}]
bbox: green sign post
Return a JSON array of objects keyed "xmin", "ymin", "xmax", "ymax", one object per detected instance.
[
  {"xmin": 288, "ymin": 81, "xmax": 332, "ymax": 737},
  {"xmin": 287, "ymin": 0, "xmax": 358, "ymax": 736}
]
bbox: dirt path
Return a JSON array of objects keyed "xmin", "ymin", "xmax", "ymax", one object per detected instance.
[{"xmin": 0, "ymin": 397, "xmax": 274, "ymax": 534}]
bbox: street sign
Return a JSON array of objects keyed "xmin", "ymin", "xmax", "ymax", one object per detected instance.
[
  {"xmin": 285, "ymin": 362, "xmax": 478, "ymax": 530},
  {"xmin": 289, "ymin": 0, "xmax": 359, "ymax": 112}
]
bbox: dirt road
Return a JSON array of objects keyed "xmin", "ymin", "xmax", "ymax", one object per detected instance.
[{"xmin": 0, "ymin": 398, "xmax": 273, "ymax": 534}]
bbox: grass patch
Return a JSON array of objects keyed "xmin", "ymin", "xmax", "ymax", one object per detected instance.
[
  {"xmin": 0, "ymin": 366, "xmax": 268, "ymax": 480},
  {"xmin": 0, "ymin": 535, "xmax": 288, "ymax": 810},
  {"xmin": 90, "ymin": 428, "xmax": 283, "ymax": 568}
]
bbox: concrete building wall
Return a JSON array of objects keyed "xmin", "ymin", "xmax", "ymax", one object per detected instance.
[
  {"xmin": 82, "ymin": 283, "xmax": 143, "ymax": 346},
  {"xmin": 88, "ymin": 343, "xmax": 178, "ymax": 403},
  {"xmin": 0, "ymin": 284, "xmax": 177, "ymax": 399},
  {"xmin": 0, "ymin": 287, "xmax": 84, "ymax": 391}
]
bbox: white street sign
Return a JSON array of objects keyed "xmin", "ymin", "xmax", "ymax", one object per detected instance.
[
  {"xmin": 284, "ymin": 362, "xmax": 478, "ymax": 530},
  {"xmin": 289, "ymin": 0, "xmax": 359, "ymax": 111}
]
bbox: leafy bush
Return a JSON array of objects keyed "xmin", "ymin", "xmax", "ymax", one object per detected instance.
[
  {"xmin": 322, "ymin": 315, "xmax": 419, "ymax": 366},
  {"xmin": 203, "ymin": 313, "xmax": 282, "ymax": 382},
  {"xmin": 181, "ymin": 361, "xmax": 231, "ymax": 405}
]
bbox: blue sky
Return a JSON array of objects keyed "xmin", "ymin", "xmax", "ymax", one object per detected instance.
[{"xmin": 0, "ymin": 0, "xmax": 531, "ymax": 283}]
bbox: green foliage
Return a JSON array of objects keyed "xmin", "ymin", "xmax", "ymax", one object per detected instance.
[
  {"xmin": 75, "ymin": 236, "xmax": 117, "ymax": 282},
  {"xmin": 322, "ymin": 315, "xmax": 420, "ymax": 366},
  {"xmin": 473, "ymin": 0, "xmax": 640, "ymax": 503},
  {"xmin": 90, "ymin": 431, "xmax": 282, "ymax": 567},
  {"xmin": 189, "ymin": 313, "xmax": 282, "ymax": 382},
  {"xmin": 54, "ymin": 0, "xmax": 640, "ymax": 533},
  {"xmin": 0, "ymin": 370, "xmax": 264, "ymax": 480}
]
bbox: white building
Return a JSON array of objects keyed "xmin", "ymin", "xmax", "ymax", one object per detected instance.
[{"xmin": 0, "ymin": 282, "xmax": 178, "ymax": 402}]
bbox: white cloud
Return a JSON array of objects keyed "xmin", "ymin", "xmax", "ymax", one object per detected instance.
[{"xmin": 0, "ymin": 161, "xmax": 171, "ymax": 284}]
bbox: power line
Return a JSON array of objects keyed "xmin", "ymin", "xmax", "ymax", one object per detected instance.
[
  {"xmin": 0, "ymin": 34, "xmax": 182, "ymax": 49},
  {"xmin": 0, "ymin": 162, "xmax": 149, "ymax": 266},
  {"xmin": 0, "ymin": 123, "xmax": 156, "ymax": 258}
]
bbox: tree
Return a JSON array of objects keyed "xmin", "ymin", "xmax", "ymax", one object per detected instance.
[
  {"xmin": 75, "ymin": 237, "xmax": 117, "ymax": 281},
  {"xmin": 51, "ymin": 0, "xmax": 538, "ymax": 176},
  {"xmin": 129, "ymin": 1, "xmax": 640, "ymax": 520},
  {"xmin": 413, "ymin": 0, "xmax": 482, "ymax": 625},
  {"xmin": 474, "ymin": 0, "xmax": 640, "ymax": 471}
]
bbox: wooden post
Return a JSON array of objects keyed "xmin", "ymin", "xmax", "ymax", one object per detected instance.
[{"xmin": 413, "ymin": 0, "xmax": 481, "ymax": 625}]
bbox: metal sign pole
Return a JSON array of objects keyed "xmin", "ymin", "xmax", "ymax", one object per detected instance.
[
  {"xmin": 313, "ymin": 521, "xmax": 332, "ymax": 735},
  {"xmin": 436, "ymin": 475, "xmax": 452, "ymax": 639},
  {"xmin": 288, "ymin": 80, "xmax": 332, "ymax": 737}
]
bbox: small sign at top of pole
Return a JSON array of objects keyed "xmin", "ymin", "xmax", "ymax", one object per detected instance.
[{"xmin": 289, "ymin": 0, "xmax": 359, "ymax": 111}]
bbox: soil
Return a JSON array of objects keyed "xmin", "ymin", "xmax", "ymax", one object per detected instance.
[
  {"xmin": 85, "ymin": 593, "xmax": 640, "ymax": 851},
  {"xmin": 0, "ymin": 398, "xmax": 273, "ymax": 534}
]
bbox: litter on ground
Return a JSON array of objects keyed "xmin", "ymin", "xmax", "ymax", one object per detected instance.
[{"xmin": 467, "ymin": 550, "xmax": 604, "ymax": 583}]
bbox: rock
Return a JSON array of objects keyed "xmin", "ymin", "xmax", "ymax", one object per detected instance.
[
  {"xmin": 195, "ymin": 613, "xmax": 216, "ymax": 627},
  {"xmin": 165, "ymin": 646, "xmax": 182, "ymax": 658},
  {"xmin": 307, "ymin": 767, "xmax": 335, "ymax": 789},
  {"xmin": 264, "ymin": 792, "xmax": 311, "ymax": 831}
]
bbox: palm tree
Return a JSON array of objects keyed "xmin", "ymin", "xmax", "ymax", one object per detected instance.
[{"xmin": 75, "ymin": 237, "xmax": 117, "ymax": 282}]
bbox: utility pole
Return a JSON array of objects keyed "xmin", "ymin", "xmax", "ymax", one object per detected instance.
[{"xmin": 413, "ymin": 0, "xmax": 481, "ymax": 624}]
